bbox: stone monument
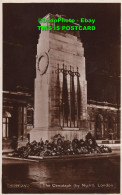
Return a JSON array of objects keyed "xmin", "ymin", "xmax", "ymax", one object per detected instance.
[{"xmin": 30, "ymin": 13, "xmax": 87, "ymax": 142}]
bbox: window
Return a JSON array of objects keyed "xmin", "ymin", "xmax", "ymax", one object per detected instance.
[
  {"xmin": 2, "ymin": 111, "xmax": 11, "ymax": 138},
  {"xmin": 2, "ymin": 117, "xmax": 9, "ymax": 138},
  {"xmin": 27, "ymin": 109, "xmax": 34, "ymax": 125}
]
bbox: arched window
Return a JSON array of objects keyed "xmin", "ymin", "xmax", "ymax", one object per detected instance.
[
  {"xmin": 2, "ymin": 111, "xmax": 11, "ymax": 138},
  {"xmin": 95, "ymin": 114, "xmax": 103, "ymax": 139},
  {"xmin": 108, "ymin": 116, "xmax": 115, "ymax": 131},
  {"xmin": 27, "ymin": 105, "xmax": 34, "ymax": 128}
]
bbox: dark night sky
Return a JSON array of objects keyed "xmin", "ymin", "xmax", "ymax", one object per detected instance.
[{"xmin": 3, "ymin": 3, "xmax": 120, "ymax": 103}]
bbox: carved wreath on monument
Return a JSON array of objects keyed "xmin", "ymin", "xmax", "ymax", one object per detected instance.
[{"xmin": 37, "ymin": 52, "xmax": 49, "ymax": 75}]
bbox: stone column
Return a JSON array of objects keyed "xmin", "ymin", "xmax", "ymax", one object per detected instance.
[{"xmin": 30, "ymin": 13, "xmax": 87, "ymax": 142}]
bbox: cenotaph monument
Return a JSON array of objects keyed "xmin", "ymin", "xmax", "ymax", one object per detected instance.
[{"xmin": 30, "ymin": 14, "xmax": 87, "ymax": 142}]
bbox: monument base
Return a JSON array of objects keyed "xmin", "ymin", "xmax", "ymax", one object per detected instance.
[{"xmin": 30, "ymin": 127, "xmax": 88, "ymax": 142}]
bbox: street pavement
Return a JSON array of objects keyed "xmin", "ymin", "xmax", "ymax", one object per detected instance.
[{"xmin": 2, "ymin": 153, "xmax": 120, "ymax": 193}]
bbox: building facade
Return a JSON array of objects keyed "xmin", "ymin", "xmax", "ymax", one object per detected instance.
[
  {"xmin": 2, "ymin": 91, "xmax": 34, "ymax": 152},
  {"xmin": 2, "ymin": 92, "xmax": 120, "ymax": 152},
  {"xmin": 87, "ymin": 102, "xmax": 120, "ymax": 142}
]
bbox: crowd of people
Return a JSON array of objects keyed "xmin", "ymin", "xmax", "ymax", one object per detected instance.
[{"xmin": 12, "ymin": 133, "xmax": 112, "ymax": 158}]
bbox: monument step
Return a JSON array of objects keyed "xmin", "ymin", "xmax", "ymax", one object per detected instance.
[{"xmin": 62, "ymin": 127, "xmax": 79, "ymax": 131}]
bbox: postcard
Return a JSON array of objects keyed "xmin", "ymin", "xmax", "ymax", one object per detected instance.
[{"xmin": 2, "ymin": 1, "xmax": 121, "ymax": 194}]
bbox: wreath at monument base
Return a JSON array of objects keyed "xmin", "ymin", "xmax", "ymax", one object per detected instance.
[{"xmin": 11, "ymin": 133, "xmax": 112, "ymax": 158}]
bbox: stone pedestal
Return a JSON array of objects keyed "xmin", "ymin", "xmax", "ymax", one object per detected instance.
[{"xmin": 30, "ymin": 14, "xmax": 87, "ymax": 142}]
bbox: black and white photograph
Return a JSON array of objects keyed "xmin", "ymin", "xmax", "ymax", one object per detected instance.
[{"xmin": 2, "ymin": 2, "xmax": 120, "ymax": 194}]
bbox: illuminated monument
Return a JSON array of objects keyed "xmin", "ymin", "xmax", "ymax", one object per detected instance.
[{"xmin": 30, "ymin": 14, "xmax": 87, "ymax": 142}]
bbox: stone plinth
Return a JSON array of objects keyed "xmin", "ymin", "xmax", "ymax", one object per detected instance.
[{"xmin": 30, "ymin": 128, "xmax": 88, "ymax": 142}]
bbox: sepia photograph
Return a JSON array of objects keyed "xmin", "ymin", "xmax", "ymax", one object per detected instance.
[{"xmin": 2, "ymin": 2, "xmax": 120, "ymax": 194}]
